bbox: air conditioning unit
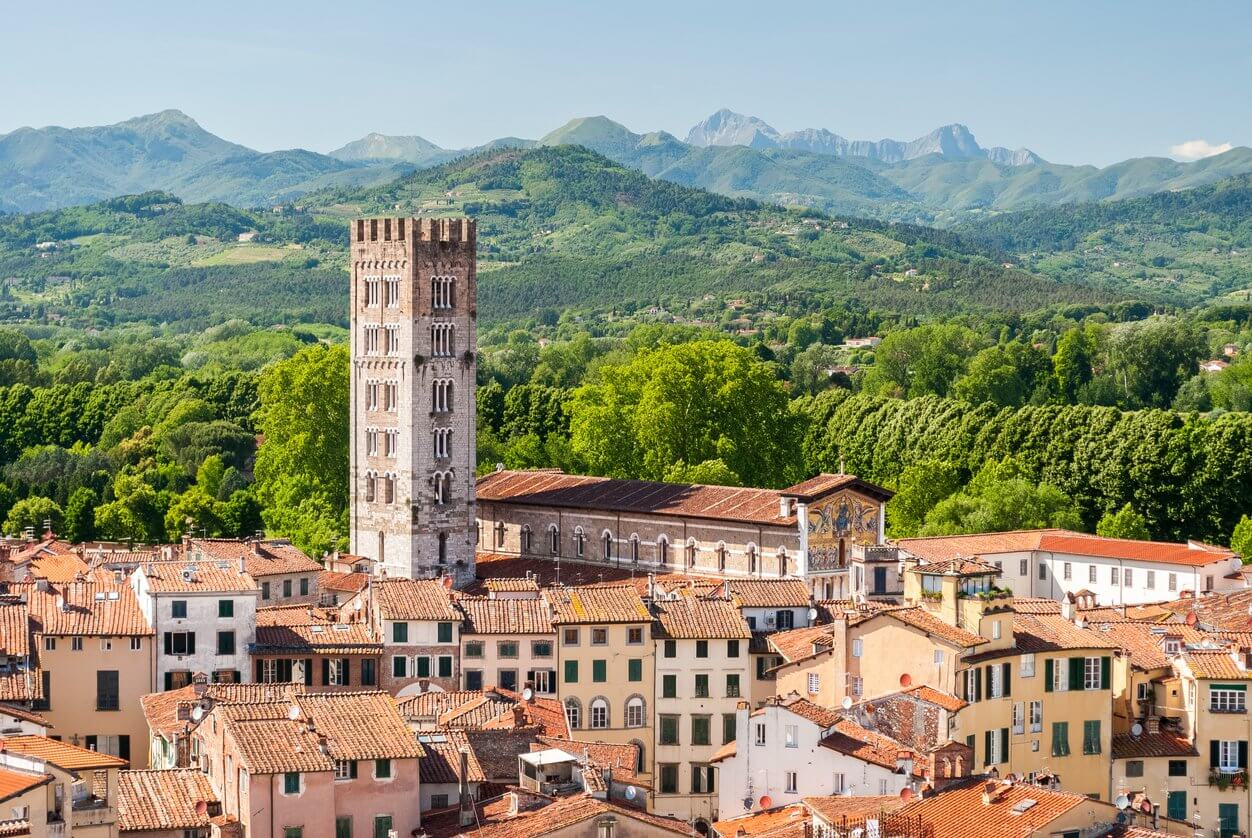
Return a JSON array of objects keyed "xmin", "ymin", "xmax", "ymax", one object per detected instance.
[{"xmin": 764, "ymin": 615, "xmax": 776, "ymax": 628}]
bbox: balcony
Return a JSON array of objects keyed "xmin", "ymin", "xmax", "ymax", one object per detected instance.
[{"xmin": 1207, "ymin": 768, "xmax": 1249, "ymax": 790}]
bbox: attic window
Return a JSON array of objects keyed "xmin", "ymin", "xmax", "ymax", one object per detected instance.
[{"xmin": 1011, "ymin": 799, "xmax": 1037, "ymax": 814}]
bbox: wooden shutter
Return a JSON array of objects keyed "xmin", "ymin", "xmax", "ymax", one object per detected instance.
[
  {"xmin": 342, "ymin": 659, "xmax": 351, "ymax": 686},
  {"xmin": 974, "ymin": 668, "xmax": 982, "ymax": 702},
  {"xmin": 1068, "ymin": 657, "xmax": 1084, "ymax": 691},
  {"xmin": 1002, "ymin": 663, "xmax": 1011, "ymax": 697},
  {"xmin": 255, "ymin": 660, "xmax": 264, "ymax": 682},
  {"xmin": 984, "ymin": 730, "xmax": 993, "ymax": 766},
  {"xmin": 1000, "ymin": 728, "xmax": 1009, "ymax": 763},
  {"xmin": 1044, "ymin": 658, "xmax": 1053, "ymax": 692},
  {"xmin": 322, "ymin": 658, "xmax": 331, "ymax": 686},
  {"xmin": 163, "ymin": 633, "xmax": 173, "ymax": 655},
  {"xmin": 187, "ymin": 632, "xmax": 196, "ymax": 654},
  {"xmin": 1101, "ymin": 656, "xmax": 1111, "ymax": 690},
  {"xmin": 1241, "ymin": 741, "xmax": 1249, "ymax": 769},
  {"xmin": 303, "ymin": 659, "xmax": 313, "ymax": 686},
  {"xmin": 1211, "ymin": 740, "xmax": 1220, "ymax": 768}
]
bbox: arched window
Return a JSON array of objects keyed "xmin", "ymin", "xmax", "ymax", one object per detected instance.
[
  {"xmin": 778, "ymin": 547, "xmax": 789, "ymax": 578},
  {"xmin": 629, "ymin": 739, "xmax": 646, "ymax": 774},
  {"xmin": 716, "ymin": 542, "xmax": 728, "ymax": 571},
  {"xmin": 476, "ymin": 521, "xmax": 482, "ymax": 546},
  {"xmin": 521, "ymin": 525, "xmax": 533, "ymax": 554},
  {"xmin": 657, "ymin": 535, "xmax": 670, "ymax": 566},
  {"xmin": 431, "ymin": 275, "xmax": 455, "ymax": 310},
  {"xmin": 433, "ymin": 471, "xmax": 452, "ymax": 505},
  {"xmin": 437, "ymin": 532, "xmax": 448, "ymax": 564},
  {"xmin": 589, "ymin": 697, "xmax": 609, "ymax": 729},
  {"xmin": 625, "ymin": 695, "xmax": 646, "ymax": 728},
  {"xmin": 574, "ymin": 527, "xmax": 585, "ymax": 558},
  {"xmin": 685, "ymin": 539, "xmax": 697, "ymax": 568},
  {"xmin": 431, "ymin": 379, "xmax": 453, "ymax": 413},
  {"xmin": 747, "ymin": 543, "xmax": 758, "ymax": 575},
  {"xmin": 564, "ymin": 697, "xmax": 582, "ymax": 730},
  {"xmin": 549, "ymin": 525, "xmax": 560, "ymax": 555},
  {"xmin": 382, "ymin": 473, "xmax": 396, "ymax": 504},
  {"xmin": 495, "ymin": 521, "xmax": 506, "ymax": 549},
  {"xmin": 630, "ymin": 534, "xmax": 640, "ymax": 564},
  {"xmin": 364, "ymin": 471, "xmax": 377, "ymax": 503},
  {"xmin": 602, "ymin": 531, "xmax": 613, "ymax": 561}
]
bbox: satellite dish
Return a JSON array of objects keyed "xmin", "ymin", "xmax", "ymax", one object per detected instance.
[
  {"xmin": 287, "ymin": 705, "xmax": 301, "ymax": 721},
  {"xmin": 841, "ymin": 696, "xmax": 854, "ymax": 711},
  {"xmin": 759, "ymin": 795, "xmax": 773, "ymax": 809},
  {"xmin": 1130, "ymin": 723, "xmax": 1144, "ymax": 737},
  {"xmin": 899, "ymin": 673, "xmax": 912, "ymax": 688},
  {"xmin": 522, "ymin": 687, "xmax": 534, "ymax": 701},
  {"xmin": 195, "ymin": 800, "xmax": 208, "ymax": 816},
  {"xmin": 191, "ymin": 706, "xmax": 204, "ymax": 722},
  {"xmin": 807, "ymin": 607, "xmax": 818, "ymax": 622},
  {"xmin": 624, "ymin": 786, "xmax": 637, "ymax": 801},
  {"xmin": 1115, "ymin": 795, "xmax": 1131, "ymax": 810}
]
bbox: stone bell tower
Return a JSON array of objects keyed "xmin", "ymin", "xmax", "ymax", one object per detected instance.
[{"xmin": 348, "ymin": 217, "xmax": 477, "ymax": 583}]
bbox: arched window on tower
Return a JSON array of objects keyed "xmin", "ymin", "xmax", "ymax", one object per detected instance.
[
  {"xmin": 685, "ymin": 539, "xmax": 697, "ymax": 568},
  {"xmin": 602, "ymin": 532, "xmax": 613, "ymax": 561},
  {"xmin": 438, "ymin": 532, "xmax": 448, "ymax": 564},
  {"xmin": 657, "ymin": 535, "xmax": 670, "ymax": 566},
  {"xmin": 574, "ymin": 527, "xmax": 585, "ymax": 558},
  {"xmin": 778, "ymin": 547, "xmax": 789, "ymax": 578},
  {"xmin": 630, "ymin": 534, "xmax": 640, "ymax": 564},
  {"xmin": 716, "ymin": 542, "xmax": 727, "ymax": 571},
  {"xmin": 521, "ymin": 525, "xmax": 533, "ymax": 554},
  {"xmin": 747, "ymin": 543, "xmax": 758, "ymax": 575},
  {"xmin": 494, "ymin": 521, "xmax": 506, "ymax": 549},
  {"xmin": 549, "ymin": 525, "xmax": 560, "ymax": 555}
]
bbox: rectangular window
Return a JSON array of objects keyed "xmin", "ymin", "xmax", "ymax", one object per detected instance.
[
  {"xmin": 392, "ymin": 656, "xmax": 407, "ymax": 678},
  {"xmin": 1219, "ymin": 739, "xmax": 1242, "ymax": 772},
  {"xmin": 464, "ymin": 641, "xmax": 483, "ymax": 659},
  {"xmin": 283, "ymin": 579, "xmax": 292, "ymax": 598},
  {"xmin": 283, "ymin": 772, "xmax": 300, "ymax": 794},
  {"xmin": 1082, "ymin": 720, "xmax": 1101, "ymax": 755},
  {"xmin": 172, "ymin": 600, "xmax": 187, "ymax": 619},
  {"xmin": 807, "ymin": 672, "xmax": 820, "ymax": 695},
  {"xmin": 1019, "ymin": 559, "xmax": 1028, "ymax": 576},
  {"xmin": 217, "ymin": 631, "xmax": 235, "ymax": 655},
  {"xmin": 692, "ymin": 715, "xmax": 711, "ymax": 746},
  {"xmin": 1084, "ymin": 656, "xmax": 1103, "ymax": 690},
  {"xmin": 696, "ymin": 640, "xmax": 708, "ymax": 658},
  {"xmin": 662, "ymin": 673, "xmax": 677, "ymax": 697},
  {"xmin": 851, "ymin": 676, "xmax": 863, "ymax": 696},
  {"xmin": 300, "ymin": 577, "xmax": 309, "ymax": 596},
  {"xmin": 1052, "ymin": 658, "xmax": 1069, "ymax": 692},
  {"xmin": 663, "ymin": 640, "xmax": 676, "ymax": 658},
  {"xmin": 392, "ymin": 622, "xmax": 408, "ymax": 643},
  {"xmin": 531, "ymin": 640, "xmax": 552, "ymax": 658},
  {"xmin": 285, "ymin": 829, "xmax": 303, "ymax": 838},
  {"xmin": 1088, "ymin": 564, "xmax": 1097, "ymax": 583},
  {"xmin": 437, "ymin": 656, "xmax": 453, "ymax": 678},
  {"xmin": 754, "ymin": 723, "xmax": 766, "ymax": 746},
  {"xmin": 785, "ymin": 724, "xmax": 798, "ymax": 748},
  {"xmin": 43, "ymin": 637, "xmax": 54, "ymax": 652},
  {"xmin": 727, "ymin": 639, "xmax": 740, "ymax": 658},
  {"xmin": 785, "ymin": 771, "xmax": 797, "ymax": 793},
  {"xmin": 334, "ymin": 759, "xmax": 357, "ymax": 781},
  {"xmin": 1011, "ymin": 702, "xmax": 1024, "ymax": 735},
  {"xmin": 1168, "ymin": 759, "xmax": 1187, "ymax": 777},
  {"xmin": 437, "ymin": 622, "xmax": 454, "ymax": 643},
  {"xmin": 465, "ymin": 670, "xmax": 483, "ymax": 690},
  {"xmin": 628, "ymin": 658, "xmax": 642, "ymax": 682},
  {"xmin": 695, "ymin": 673, "xmax": 709, "ymax": 698},
  {"xmin": 336, "ymin": 816, "xmax": 353, "ymax": 838},
  {"xmin": 723, "ymin": 713, "xmax": 737, "ymax": 744},
  {"xmin": 851, "ymin": 638, "xmax": 863, "ymax": 657},
  {"xmin": 564, "ymin": 661, "xmax": 578, "ymax": 683},
  {"xmin": 96, "ymin": 670, "xmax": 119, "ymax": 711},
  {"xmin": 1051, "ymin": 721, "xmax": 1070, "ymax": 757},
  {"xmin": 1168, "ymin": 573, "xmax": 1177, "ymax": 591},
  {"xmin": 1020, "ymin": 653, "xmax": 1035, "ymax": 677},
  {"xmin": 1111, "ymin": 567, "xmax": 1119, "ymax": 585},
  {"xmin": 660, "ymin": 764, "xmax": 678, "ymax": 794},
  {"xmin": 415, "ymin": 656, "xmax": 430, "ymax": 678},
  {"xmin": 1038, "ymin": 563, "xmax": 1047, "ymax": 581},
  {"xmin": 934, "ymin": 649, "xmax": 944, "ymax": 665},
  {"xmin": 498, "ymin": 641, "xmax": 519, "ymax": 659},
  {"xmin": 360, "ymin": 659, "xmax": 376, "ymax": 686},
  {"xmin": 130, "ymin": 637, "xmax": 141, "ymax": 651},
  {"xmin": 262, "ymin": 581, "xmax": 270, "ymax": 600},
  {"xmin": 627, "ymin": 627, "xmax": 643, "ymax": 645},
  {"xmin": 218, "ymin": 600, "xmax": 234, "ymax": 618},
  {"xmin": 375, "ymin": 759, "xmax": 391, "ymax": 779},
  {"xmin": 1124, "ymin": 568, "xmax": 1133, "ymax": 586},
  {"xmin": 164, "ymin": 631, "xmax": 195, "ymax": 656},
  {"xmin": 690, "ymin": 764, "xmax": 714, "ymax": 794},
  {"xmin": 1146, "ymin": 570, "xmax": 1155, "ymax": 589},
  {"xmin": 1211, "ymin": 686, "xmax": 1247, "ymax": 713},
  {"xmin": 659, "ymin": 715, "xmax": 679, "ymax": 745},
  {"xmin": 727, "ymin": 673, "xmax": 741, "ymax": 697},
  {"xmin": 592, "ymin": 660, "xmax": 606, "ymax": 682},
  {"xmin": 1030, "ymin": 700, "xmax": 1043, "ymax": 733},
  {"xmin": 1126, "ymin": 760, "xmax": 1144, "ymax": 778},
  {"xmin": 989, "ymin": 664, "xmax": 1004, "ymax": 698},
  {"xmin": 1063, "ymin": 562, "xmax": 1072, "ymax": 580}
]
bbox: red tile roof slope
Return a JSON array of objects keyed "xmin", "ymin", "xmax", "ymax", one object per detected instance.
[{"xmin": 117, "ymin": 769, "xmax": 217, "ymax": 831}]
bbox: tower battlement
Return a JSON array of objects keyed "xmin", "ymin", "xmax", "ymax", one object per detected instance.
[{"xmin": 352, "ymin": 217, "xmax": 476, "ymax": 245}]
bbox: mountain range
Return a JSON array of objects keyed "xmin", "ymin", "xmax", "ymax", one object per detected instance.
[{"xmin": 3, "ymin": 109, "xmax": 1252, "ymax": 224}]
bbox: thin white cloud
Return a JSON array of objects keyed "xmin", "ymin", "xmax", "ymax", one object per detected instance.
[{"xmin": 1170, "ymin": 139, "xmax": 1234, "ymax": 161}]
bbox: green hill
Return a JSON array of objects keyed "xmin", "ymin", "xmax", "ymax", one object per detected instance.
[
  {"xmin": 0, "ymin": 147, "xmax": 1122, "ymax": 332},
  {"xmin": 956, "ymin": 174, "xmax": 1252, "ymax": 304}
]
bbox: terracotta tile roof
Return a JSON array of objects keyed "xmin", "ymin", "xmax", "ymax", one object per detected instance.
[
  {"xmin": 0, "ymin": 769, "xmax": 49, "ymax": 804},
  {"xmin": 371, "ymin": 578, "xmax": 459, "ymax": 622},
  {"xmin": 26, "ymin": 552, "xmax": 90, "ymax": 584},
  {"xmin": 1007, "ymin": 598, "xmax": 1062, "ymax": 615},
  {"xmin": 724, "ymin": 579, "xmax": 813, "ymax": 608},
  {"xmin": 141, "ymin": 683, "xmax": 300, "ymax": 738},
  {"xmin": 467, "ymin": 792, "xmax": 695, "ymax": 838},
  {"xmin": 0, "ymin": 819, "xmax": 27, "ymax": 838},
  {"xmin": 534, "ymin": 736, "xmax": 643, "ymax": 785},
  {"xmin": 0, "ymin": 735, "xmax": 127, "ymax": 769},
  {"xmin": 292, "ymin": 692, "xmax": 426, "ymax": 761},
  {"xmin": 1184, "ymin": 650, "xmax": 1252, "ymax": 680},
  {"xmin": 253, "ymin": 623, "xmax": 382, "ymax": 654},
  {"xmin": 1161, "ymin": 590, "xmax": 1252, "ymax": 631},
  {"xmin": 0, "ymin": 602, "xmax": 29, "ymax": 658},
  {"xmin": 1002, "ymin": 613, "xmax": 1119, "ymax": 655},
  {"xmin": 820, "ymin": 719, "xmax": 917, "ymax": 774},
  {"xmin": 915, "ymin": 557, "xmax": 1002, "ymax": 576},
  {"xmin": 768, "ymin": 625, "xmax": 838, "ymax": 663},
  {"xmin": 0, "ymin": 704, "xmax": 48, "ymax": 729},
  {"xmin": 226, "ymin": 718, "xmax": 333, "ymax": 773},
  {"xmin": 477, "ymin": 468, "xmax": 800, "ymax": 527},
  {"xmin": 117, "ymin": 769, "xmax": 217, "ymax": 831},
  {"xmin": 1082, "ymin": 621, "xmax": 1206, "ymax": 670},
  {"xmin": 899, "ymin": 684, "xmax": 968, "ymax": 712},
  {"xmin": 898, "ymin": 529, "xmax": 1237, "ymax": 568},
  {"xmin": 318, "ymin": 570, "xmax": 370, "ymax": 594},
  {"xmin": 7, "ymin": 538, "xmax": 75, "ymax": 565},
  {"xmin": 484, "ymin": 578, "xmax": 540, "ymax": 593},
  {"xmin": 0, "ymin": 672, "xmax": 37, "ymax": 704},
  {"xmin": 1112, "ymin": 730, "xmax": 1199, "ymax": 760},
  {"xmin": 138, "ymin": 560, "xmax": 257, "ymax": 593},
  {"xmin": 397, "ymin": 690, "xmax": 492, "ymax": 721},
  {"xmin": 22, "ymin": 580, "xmax": 152, "ymax": 636},
  {"xmin": 711, "ymin": 804, "xmax": 809, "ymax": 837},
  {"xmin": 545, "ymin": 584, "xmax": 650, "ymax": 624},
  {"xmin": 417, "ymin": 729, "xmax": 487, "ymax": 784},
  {"xmin": 468, "ymin": 553, "xmax": 644, "ymax": 592},
  {"xmin": 457, "ymin": 597, "xmax": 554, "ymax": 635},
  {"xmin": 399, "ymin": 689, "xmax": 569, "ymax": 737},
  {"xmin": 710, "ymin": 740, "xmax": 736, "ymax": 764},
  {"xmin": 190, "ymin": 538, "xmax": 321, "ymax": 578},
  {"xmin": 803, "ymin": 795, "xmax": 906, "ymax": 824},
  {"xmin": 752, "ymin": 696, "xmax": 842, "ymax": 729},
  {"xmin": 256, "ymin": 604, "xmax": 342, "ymax": 626},
  {"xmin": 897, "ymin": 778, "xmax": 1090, "ymax": 836},
  {"xmin": 652, "ymin": 596, "xmax": 751, "ymax": 640},
  {"xmin": 881, "ymin": 607, "xmax": 988, "ymax": 649},
  {"xmin": 783, "ymin": 473, "xmax": 893, "ymax": 502}
]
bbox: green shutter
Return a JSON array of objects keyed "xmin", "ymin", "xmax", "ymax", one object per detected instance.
[
  {"xmin": 416, "ymin": 656, "xmax": 430, "ymax": 678},
  {"xmin": 564, "ymin": 660, "xmax": 578, "ymax": 683},
  {"xmin": 984, "ymin": 730, "xmax": 993, "ymax": 766},
  {"xmin": 1000, "ymin": 728, "xmax": 1009, "ymax": 763},
  {"xmin": 975, "ymin": 667, "xmax": 982, "ymax": 702},
  {"xmin": 628, "ymin": 659, "xmax": 642, "ymax": 682},
  {"xmin": 1068, "ymin": 657, "xmax": 1084, "ymax": 691},
  {"xmin": 1212, "ymin": 740, "xmax": 1221, "ymax": 768},
  {"xmin": 592, "ymin": 660, "xmax": 607, "ymax": 682},
  {"xmin": 1101, "ymin": 656, "xmax": 1111, "ymax": 690},
  {"xmin": 1167, "ymin": 790, "xmax": 1186, "ymax": 821},
  {"xmin": 1002, "ymin": 663, "xmax": 1011, "ymax": 698},
  {"xmin": 965, "ymin": 734, "xmax": 975, "ymax": 764},
  {"xmin": 1044, "ymin": 658, "xmax": 1053, "ymax": 692},
  {"xmin": 1241, "ymin": 741, "xmax": 1248, "ymax": 769}
]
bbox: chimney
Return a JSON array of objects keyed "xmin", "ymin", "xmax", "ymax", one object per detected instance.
[
  {"xmin": 182, "ymin": 532, "xmax": 192, "ymax": 553},
  {"xmin": 512, "ymin": 705, "xmax": 526, "ymax": 727},
  {"xmin": 779, "ymin": 496, "xmax": 791, "ymax": 519},
  {"xmin": 1146, "ymin": 716, "xmax": 1160, "ymax": 734},
  {"xmin": 458, "ymin": 748, "xmax": 475, "ymax": 826},
  {"xmin": 1060, "ymin": 592, "xmax": 1076, "ymax": 622},
  {"xmin": 506, "ymin": 792, "xmax": 519, "ymax": 817},
  {"xmin": 55, "ymin": 594, "xmax": 66, "ymax": 612},
  {"xmin": 646, "ymin": 573, "xmax": 656, "ymax": 601},
  {"xmin": 238, "ymin": 557, "xmax": 246, "ymax": 575}
]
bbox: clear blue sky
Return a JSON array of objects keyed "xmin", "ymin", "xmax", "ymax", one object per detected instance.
[{"xmin": 3, "ymin": 0, "xmax": 1249, "ymax": 165}]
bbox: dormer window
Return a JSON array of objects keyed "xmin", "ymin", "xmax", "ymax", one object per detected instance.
[{"xmin": 1164, "ymin": 638, "xmax": 1182, "ymax": 655}]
